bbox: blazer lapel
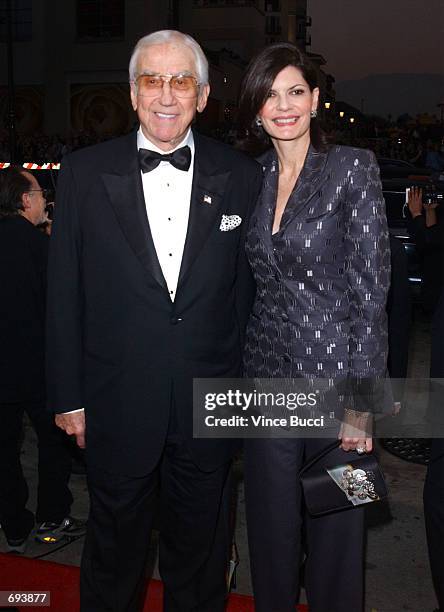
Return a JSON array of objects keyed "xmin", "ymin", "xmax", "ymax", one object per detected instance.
[
  {"xmin": 177, "ymin": 133, "xmax": 231, "ymax": 289},
  {"xmin": 101, "ymin": 132, "xmax": 168, "ymax": 291},
  {"xmin": 279, "ymin": 145, "xmax": 330, "ymax": 232},
  {"xmin": 253, "ymin": 150, "xmax": 279, "ymax": 248}
]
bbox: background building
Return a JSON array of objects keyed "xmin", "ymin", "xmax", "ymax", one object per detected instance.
[
  {"xmin": 0, "ymin": 0, "xmax": 159, "ymax": 137},
  {"xmin": 0, "ymin": 0, "xmax": 335, "ymax": 149}
]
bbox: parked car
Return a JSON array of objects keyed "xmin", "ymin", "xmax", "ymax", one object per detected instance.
[
  {"xmin": 377, "ymin": 157, "xmax": 432, "ymax": 181},
  {"xmin": 381, "ymin": 174, "xmax": 444, "ymax": 288}
]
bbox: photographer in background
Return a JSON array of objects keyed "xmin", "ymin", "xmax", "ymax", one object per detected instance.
[
  {"xmin": 408, "ymin": 186, "xmax": 444, "ymax": 612},
  {"xmin": 0, "ymin": 166, "xmax": 85, "ymax": 553}
]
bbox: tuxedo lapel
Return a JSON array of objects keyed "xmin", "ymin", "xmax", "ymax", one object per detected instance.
[
  {"xmin": 279, "ymin": 145, "xmax": 330, "ymax": 232},
  {"xmin": 177, "ymin": 133, "xmax": 231, "ymax": 289},
  {"xmin": 101, "ymin": 132, "xmax": 168, "ymax": 291}
]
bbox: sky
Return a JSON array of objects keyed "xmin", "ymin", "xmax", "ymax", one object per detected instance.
[{"xmin": 308, "ymin": 0, "xmax": 444, "ymax": 82}]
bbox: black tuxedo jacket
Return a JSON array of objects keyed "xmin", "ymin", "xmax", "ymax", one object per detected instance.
[
  {"xmin": 0, "ymin": 215, "xmax": 48, "ymax": 403},
  {"xmin": 46, "ymin": 130, "xmax": 262, "ymax": 476}
]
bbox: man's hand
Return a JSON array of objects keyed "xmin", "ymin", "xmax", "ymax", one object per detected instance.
[
  {"xmin": 407, "ymin": 186, "xmax": 423, "ymax": 218},
  {"xmin": 55, "ymin": 410, "xmax": 86, "ymax": 448}
]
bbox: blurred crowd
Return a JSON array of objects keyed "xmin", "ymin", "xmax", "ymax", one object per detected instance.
[
  {"xmin": 339, "ymin": 137, "xmax": 444, "ymax": 172},
  {"xmin": 0, "ymin": 122, "xmax": 443, "ymax": 172},
  {"xmin": 0, "ymin": 130, "xmax": 114, "ymax": 163}
]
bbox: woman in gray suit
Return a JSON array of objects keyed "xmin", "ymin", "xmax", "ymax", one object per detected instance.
[{"xmin": 238, "ymin": 43, "xmax": 391, "ymax": 612}]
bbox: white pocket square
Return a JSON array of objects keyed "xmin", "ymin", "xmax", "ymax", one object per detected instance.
[{"xmin": 219, "ymin": 214, "xmax": 242, "ymax": 232}]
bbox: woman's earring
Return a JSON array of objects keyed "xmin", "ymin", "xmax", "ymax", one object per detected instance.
[
  {"xmin": 255, "ymin": 117, "xmax": 262, "ymax": 127},
  {"xmin": 310, "ymin": 110, "xmax": 318, "ymax": 118}
]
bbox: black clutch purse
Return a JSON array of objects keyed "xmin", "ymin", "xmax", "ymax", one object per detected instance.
[{"xmin": 300, "ymin": 441, "xmax": 388, "ymax": 516}]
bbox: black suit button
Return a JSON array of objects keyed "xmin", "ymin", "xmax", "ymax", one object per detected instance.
[
  {"xmin": 281, "ymin": 313, "xmax": 289, "ymax": 322},
  {"xmin": 283, "ymin": 354, "xmax": 291, "ymax": 363},
  {"xmin": 170, "ymin": 317, "xmax": 183, "ymax": 325}
]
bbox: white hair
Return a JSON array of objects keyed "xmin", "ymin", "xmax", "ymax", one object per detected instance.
[{"xmin": 128, "ymin": 30, "xmax": 209, "ymax": 86}]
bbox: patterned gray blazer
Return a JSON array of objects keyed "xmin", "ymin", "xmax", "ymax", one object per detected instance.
[{"xmin": 243, "ymin": 144, "xmax": 391, "ymax": 388}]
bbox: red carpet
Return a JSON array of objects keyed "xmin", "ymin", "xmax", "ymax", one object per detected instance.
[{"xmin": 0, "ymin": 553, "xmax": 308, "ymax": 611}]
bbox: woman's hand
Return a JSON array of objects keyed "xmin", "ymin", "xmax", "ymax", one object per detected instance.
[
  {"xmin": 407, "ymin": 186, "xmax": 423, "ymax": 218},
  {"xmin": 339, "ymin": 409, "xmax": 373, "ymax": 453}
]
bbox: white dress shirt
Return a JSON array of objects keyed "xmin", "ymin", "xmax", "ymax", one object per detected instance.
[{"xmin": 137, "ymin": 127, "xmax": 194, "ymax": 301}]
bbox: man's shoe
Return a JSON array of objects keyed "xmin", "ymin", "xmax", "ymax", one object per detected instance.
[
  {"xmin": 35, "ymin": 516, "xmax": 86, "ymax": 544},
  {"xmin": 6, "ymin": 536, "xmax": 28, "ymax": 554}
]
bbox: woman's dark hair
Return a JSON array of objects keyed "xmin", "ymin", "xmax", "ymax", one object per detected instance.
[
  {"xmin": 237, "ymin": 42, "xmax": 327, "ymax": 155},
  {"xmin": 0, "ymin": 165, "xmax": 31, "ymax": 218}
]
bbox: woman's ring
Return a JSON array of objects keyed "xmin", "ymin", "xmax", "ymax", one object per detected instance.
[{"xmin": 356, "ymin": 446, "xmax": 366, "ymax": 454}]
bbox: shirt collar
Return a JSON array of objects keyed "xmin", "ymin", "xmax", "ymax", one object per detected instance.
[{"xmin": 137, "ymin": 127, "xmax": 194, "ymax": 158}]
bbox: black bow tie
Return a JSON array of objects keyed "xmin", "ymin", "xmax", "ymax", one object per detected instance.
[{"xmin": 138, "ymin": 145, "xmax": 191, "ymax": 173}]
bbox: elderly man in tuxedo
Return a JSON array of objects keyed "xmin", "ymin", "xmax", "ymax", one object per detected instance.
[{"xmin": 47, "ymin": 30, "xmax": 262, "ymax": 612}]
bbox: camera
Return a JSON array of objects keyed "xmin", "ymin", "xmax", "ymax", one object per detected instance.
[{"xmin": 45, "ymin": 202, "xmax": 55, "ymax": 220}]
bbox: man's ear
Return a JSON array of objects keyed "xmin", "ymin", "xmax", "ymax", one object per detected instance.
[
  {"xmin": 21, "ymin": 191, "xmax": 31, "ymax": 211},
  {"xmin": 130, "ymin": 83, "xmax": 138, "ymax": 112},
  {"xmin": 197, "ymin": 84, "xmax": 210, "ymax": 114}
]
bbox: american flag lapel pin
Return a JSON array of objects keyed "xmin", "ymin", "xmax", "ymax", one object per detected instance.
[{"xmin": 203, "ymin": 194, "xmax": 212, "ymax": 204}]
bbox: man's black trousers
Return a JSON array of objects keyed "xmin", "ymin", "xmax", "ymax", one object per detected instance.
[
  {"xmin": 80, "ymin": 431, "xmax": 231, "ymax": 612},
  {"xmin": 0, "ymin": 400, "xmax": 73, "ymax": 540}
]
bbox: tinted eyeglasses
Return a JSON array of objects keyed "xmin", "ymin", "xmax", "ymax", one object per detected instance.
[{"xmin": 132, "ymin": 73, "xmax": 200, "ymax": 98}]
